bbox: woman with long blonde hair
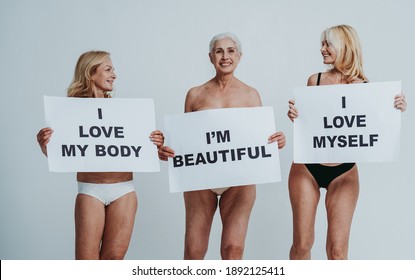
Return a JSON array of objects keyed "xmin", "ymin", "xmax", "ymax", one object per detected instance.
[
  {"xmin": 287, "ymin": 25, "xmax": 406, "ymax": 259},
  {"xmin": 37, "ymin": 51, "xmax": 164, "ymax": 259}
]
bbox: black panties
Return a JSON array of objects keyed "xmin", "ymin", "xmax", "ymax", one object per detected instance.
[{"xmin": 305, "ymin": 163, "xmax": 355, "ymax": 189}]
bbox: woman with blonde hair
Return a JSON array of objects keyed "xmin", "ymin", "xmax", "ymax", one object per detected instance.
[
  {"xmin": 287, "ymin": 25, "xmax": 406, "ymax": 259},
  {"xmin": 37, "ymin": 51, "xmax": 164, "ymax": 259}
]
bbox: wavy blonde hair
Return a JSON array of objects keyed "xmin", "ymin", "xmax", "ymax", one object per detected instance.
[
  {"xmin": 321, "ymin": 25, "xmax": 368, "ymax": 83},
  {"xmin": 67, "ymin": 51, "xmax": 112, "ymax": 98}
]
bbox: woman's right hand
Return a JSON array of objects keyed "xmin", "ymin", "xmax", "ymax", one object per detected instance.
[
  {"xmin": 36, "ymin": 127, "xmax": 53, "ymax": 156},
  {"xmin": 287, "ymin": 99, "xmax": 299, "ymax": 122},
  {"xmin": 158, "ymin": 146, "xmax": 175, "ymax": 161}
]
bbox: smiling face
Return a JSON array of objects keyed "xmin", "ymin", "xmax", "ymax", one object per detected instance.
[
  {"xmin": 320, "ymin": 39, "xmax": 337, "ymax": 65},
  {"xmin": 91, "ymin": 59, "xmax": 116, "ymax": 97},
  {"xmin": 209, "ymin": 37, "xmax": 241, "ymax": 74}
]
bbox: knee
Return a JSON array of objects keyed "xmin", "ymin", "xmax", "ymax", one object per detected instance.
[
  {"xmin": 100, "ymin": 253, "xmax": 125, "ymax": 260},
  {"xmin": 100, "ymin": 251, "xmax": 126, "ymax": 260},
  {"xmin": 290, "ymin": 241, "xmax": 313, "ymax": 259},
  {"xmin": 221, "ymin": 243, "xmax": 244, "ymax": 260},
  {"xmin": 326, "ymin": 245, "xmax": 347, "ymax": 260},
  {"xmin": 100, "ymin": 246, "xmax": 128, "ymax": 260},
  {"xmin": 184, "ymin": 244, "xmax": 208, "ymax": 260}
]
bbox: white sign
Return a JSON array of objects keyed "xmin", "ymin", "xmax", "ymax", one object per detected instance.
[
  {"xmin": 164, "ymin": 107, "xmax": 281, "ymax": 193},
  {"xmin": 44, "ymin": 96, "xmax": 160, "ymax": 172},
  {"xmin": 293, "ymin": 81, "xmax": 401, "ymax": 163}
]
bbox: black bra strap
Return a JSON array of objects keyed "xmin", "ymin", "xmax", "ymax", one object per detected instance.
[{"xmin": 317, "ymin": 72, "xmax": 322, "ymax": 86}]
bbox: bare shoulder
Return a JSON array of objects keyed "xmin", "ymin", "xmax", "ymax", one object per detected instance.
[
  {"xmin": 307, "ymin": 73, "xmax": 320, "ymax": 86},
  {"xmin": 235, "ymin": 79, "xmax": 261, "ymax": 106},
  {"xmin": 185, "ymin": 82, "xmax": 208, "ymax": 101},
  {"xmin": 184, "ymin": 87, "xmax": 198, "ymax": 112},
  {"xmin": 184, "ymin": 80, "xmax": 212, "ymax": 112},
  {"xmin": 185, "ymin": 85, "xmax": 200, "ymax": 100},
  {"xmin": 247, "ymin": 85, "xmax": 261, "ymax": 105},
  {"xmin": 234, "ymin": 78, "xmax": 258, "ymax": 94}
]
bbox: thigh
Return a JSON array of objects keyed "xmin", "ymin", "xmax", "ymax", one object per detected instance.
[
  {"xmin": 100, "ymin": 191, "xmax": 138, "ymax": 259},
  {"xmin": 219, "ymin": 185, "xmax": 256, "ymax": 245},
  {"xmin": 183, "ymin": 190, "xmax": 218, "ymax": 246},
  {"xmin": 289, "ymin": 163, "xmax": 321, "ymax": 243},
  {"xmin": 325, "ymin": 165, "xmax": 359, "ymax": 248},
  {"xmin": 74, "ymin": 194, "xmax": 106, "ymax": 260}
]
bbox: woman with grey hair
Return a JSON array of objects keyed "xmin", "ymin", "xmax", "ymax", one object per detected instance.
[{"xmin": 158, "ymin": 32, "xmax": 286, "ymax": 259}]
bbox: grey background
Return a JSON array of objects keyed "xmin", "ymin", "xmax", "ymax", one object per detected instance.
[{"xmin": 1, "ymin": 0, "xmax": 414, "ymax": 260}]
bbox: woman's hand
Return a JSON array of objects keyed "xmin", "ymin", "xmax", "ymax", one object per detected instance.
[
  {"xmin": 36, "ymin": 127, "xmax": 53, "ymax": 156},
  {"xmin": 287, "ymin": 99, "xmax": 299, "ymax": 122},
  {"xmin": 150, "ymin": 130, "xmax": 165, "ymax": 149},
  {"xmin": 268, "ymin": 131, "xmax": 286, "ymax": 149},
  {"xmin": 150, "ymin": 130, "xmax": 174, "ymax": 161},
  {"xmin": 158, "ymin": 146, "xmax": 175, "ymax": 161},
  {"xmin": 395, "ymin": 93, "xmax": 407, "ymax": 112}
]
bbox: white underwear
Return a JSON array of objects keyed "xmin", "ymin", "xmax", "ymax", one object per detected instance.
[
  {"xmin": 77, "ymin": 180, "xmax": 135, "ymax": 206},
  {"xmin": 211, "ymin": 187, "xmax": 229, "ymax": 196}
]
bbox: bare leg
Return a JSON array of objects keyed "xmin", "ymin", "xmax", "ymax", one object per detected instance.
[
  {"xmin": 288, "ymin": 163, "xmax": 320, "ymax": 260},
  {"xmin": 325, "ymin": 165, "xmax": 359, "ymax": 260},
  {"xmin": 183, "ymin": 189, "xmax": 218, "ymax": 260},
  {"xmin": 100, "ymin": 191, "xmax": 137, "ymax": 260},
  {"xmin": 219, "ymin": 185, "xmax": 256, "ymax": 260},
  {"xmin": 74, "ymin": 194, "xmax": 105, "ymax": 260}
]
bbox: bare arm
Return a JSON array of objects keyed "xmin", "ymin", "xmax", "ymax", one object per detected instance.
[
  {"xmin": 184, "ymin": 88, "xmax": 196, "ymax": 113},
  {"xmin": 250, "ymin": 88, "xmax": 262, "ymax": 107}
]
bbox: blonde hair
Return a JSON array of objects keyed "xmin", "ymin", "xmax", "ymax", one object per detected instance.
[
  {"xmin": 321, "ymin": 25, "xmax": 368, "ymax": 83},
  {"xmin": 67, "ymin": 51, "xmax": 111, "ymax": 98}
]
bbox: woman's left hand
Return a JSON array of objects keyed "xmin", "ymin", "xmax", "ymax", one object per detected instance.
[
  {"xmin": 395, "ymin": 92, "xmax": 407, "ymax": 112},
  {"xmin": 268, "ymin": 131, "xmax": 286, "ymax": 149},
  {"xmin": 150, "ymin": 130, "xmax": 165, "ymax": 149}
]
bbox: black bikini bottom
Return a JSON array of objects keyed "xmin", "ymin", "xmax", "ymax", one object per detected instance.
[{"xmin": 305, "ymin": 163, "xmax": 355, "ymax": 189}]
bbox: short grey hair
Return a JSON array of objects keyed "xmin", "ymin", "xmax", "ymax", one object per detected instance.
[{"xmin": 209, "ymin": 32, "xmax": 242, "ymax": 53}]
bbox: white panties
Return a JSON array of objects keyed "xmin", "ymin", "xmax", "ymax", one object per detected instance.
[
  {"xmin": 210, "ymin": 187, "xmax": 229, "ymax": 196},
  {"xmin": 77, "ymin": 180, "xmax": 135, "ymax": 206}
]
